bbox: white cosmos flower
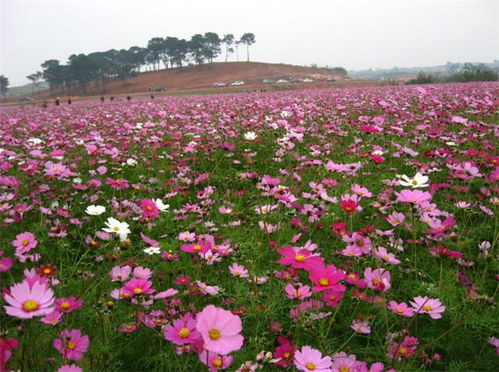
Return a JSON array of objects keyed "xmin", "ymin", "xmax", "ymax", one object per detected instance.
[
  {"xmin": 86, "ymin": 205, "xmax": 106, "ymax": 216},
  {"xmin": 398, "ymin": 172, "xmax": 429, "ymax": 188},
  {"xmin": 243, "ymin": 131, "xmax": 257, "ymax": 141},
  {"xmin": 126, "ymin": 158, "xmax": 138, "ymax": 166},
  {"xmin": 103, "ymin": 217, "xmax": 131, "ymax": 238},
  {"xmin": 153, "ymin": 199, "xmax": 170, "ymax": 212},
  {"xmin": 143, "ymin": 247, "xmax": 161, "ymax": 255}
]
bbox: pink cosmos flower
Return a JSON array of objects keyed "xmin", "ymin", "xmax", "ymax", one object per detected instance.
[
  {"xmin": 387, "ymin": 336, "xmax": 419, "ymax": 360},
  {"xmin": 180, "ymin": 240, "xmax": 211, "ymax": 254},
  {"xmin": 331, "ymin": 352, "xmax": 364, "ymax": 371},
  {"xmin": 199, "ymin": 350, "xmax": 234, "ymax": 371},
  {"xmin": 12, "ymin": 232, "xmax": 37, "ymax": 256},
  {"xmin": 322, "ymin": 288, "xmax": 345, "ymax": 308},
  {"xmin": 351, "ymin": 319, "xmax": 371, "ymax": 334},
  {"xmin": 410, "ymin": 296, "xmax": 445, "ymax": 319},
  {"xmin": 308, "ymin": 263, "xmax": 346, "ymax": 292},
  {"xmin": 388, "ymin": 301, "xmax": 415, "ymax": 317},
  {"xmin": 57, "ymin": 364, "xmax": 82, "ymax": 372},
  {"xmin": 195, "ymin": 304, "xmax": 244, "ymax": 355},
  {"xmin": 121, "ymin": 278, "xmax": 155, "ymax": 296},
  {"xmin": 140, "ymin": 198, "xmax": 160, "ymax": 220},
  {"xmin": 386, "ymin": 211, "xmax": 405, "ymax": 227},
  {"xmin": 277, "ymin": 246, "xmax": 323, "ymax": 270},
  {"xmin": 285, "ymin": 283, "xmax": 313, "ymax": 300},
  {"xmin": 364, "ymin": 268, "xmax": 391, "ymax": 292},
  {"xmin": 294, "ymin": 345, "xmax": 332, "ymax": 372},
  {"xmin": 54, "ymin": 296, "xmax": 83, "ymax": 313},
  {"xmin": 396, "ymin": 189, "xmax": 432, "ymax": 205},
  {"xmin": 229, "ymin": 263, "xmax": 249, "ymax": 278},
  {"xmin": 133, "ymin": 266, "xmax": 153, "ymax": 279},
  {"xmin": 109, "ymin": 265, "xmax": 132, "ymax": 282},
  {"xmin": 163, "ymin": 313, "xmax": 201, "ymax": 345},
  {"xmin": 374, "ymin": 247, "xmax": 401, "ymax": 265},
  {"xmin": 0, "ymin": 253, "xmax": 13, "ymax": 273},
  {"xmin": 273, "ymin": 336, "xmax": 297, "ymax": 368},
  {"xmin": 488, "ymin": 337, "xmax": 499, "ymax": 355},
  {"xmin": 41, "ymin": 310, "xmax": 63, "ymax": 326},
  {"xmin": 53, "ymin": 329, "xmax": 89, "ymax": 361},
  {"xmin": 4, "ymin": 280, "xmax": 54, "ymax": 319}
]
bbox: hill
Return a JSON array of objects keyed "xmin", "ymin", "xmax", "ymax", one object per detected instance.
[{"xmin": 9, "ymin": 62, "xmax": 346, "ymax": 102}]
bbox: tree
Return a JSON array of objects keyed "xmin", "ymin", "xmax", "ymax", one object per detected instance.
[
  {"xmin": 222, "ymin": 34, "xmax": 234, "ymax": 62},
  {"xmin": 164, "ymin": 37, "xmax": 189, "ymax": 67},
  {"xmin": 239, "ymin": 33, "xmax": 255, "ymax": 62},
  {"xmin": 331, "ymin": 67, "xmax": 348, "ymax": 77},
  {"xmin": 203, "ymin": 32, "xmax": 221, "ymax": 63},
  {"xmin": 189, "ymin": 34, "xmax": 207, "ymax": 65},
  {"xmin": 0, "ymin": 75, "xmax": 9, "ymax": 98},
  {"xmin": 41, "ymin": 59, "xmax": 65, "ymax": 93},
  {"xmin": 26, "ymin": 71, "xmax": 43, "ymax": 94},
  {"xmin": 147, "ymin": 37, "xmax": 165, "ymax": 70}
]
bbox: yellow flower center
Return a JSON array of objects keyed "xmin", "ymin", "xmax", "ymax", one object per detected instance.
[
  {"xmin": 319, "ymin": 278, "xmax": 329, "ymax": 286},
  {"xmin": 295, "ymin": 254, "xmax": 305, "ymax": 262},
  {"xmin": 340, "ymin": 367, "xmax": 350, "ymax": 372},
  {"xmin": 146, "ymin": 205, "xmax": 153, "ymax": 211},
  {"xmin": 412, "ymin": 180, "xmax": 418, "ymax": 185},
  {"xmin": 294, "ymin": 292, "xmax": 302, "ymax": 298},
  {"xmin": 193, "ymin": 245, "xmax": 201, "ymax": 251},
  {"xmin": 396, "ymin": 308, "xmax": 404, "ymax": 314},
  {"xmin": 423, "ymin": 305, "xmax": 432, "ymax": 311},
  {"xmin": 212, "ymin": 359, "xmax": 223, "ymax": 367},
  {"xmin": 43, "ymin": 268, "xmax": 52, "ymax": 274},
  {"xmin": 113, "ymin": 226, "xmax": 120, "ymax": 231},
  {"xmin": 60, "ymin": 302, "xmax": 71, "ymax": 309},
  {"xmin": 383, "ymin": 255, "xmax": 390, "ymax": 261},
  {"xmin": 23, "ymin": 300, "xmax": 39, "ymax": 312},
  {"xmin": 283, "ymin": 352, "xmax": 291, "ymax": 359},
  {"xmin": 178, "ymin": 328, "xmax": 190, "ymax": 339},
  {"xmin": 67, "ymin": 342, "xmax": 76, "ymax": 350},
  {"xmin": 306, "ymin": 362, "xmax": 316, "ymax": 370},
  {"xmin": 208, "ymin": 328, "xmax": 221, "ymax": 340},
  {"xmin": 373, "ymin": 279, "xmax": 381, "ymax": 286},
  {"xmin": 399, "ymin": 347, "xmax": 407, "ymax": 355},
  {"xmin": 21, "ymin": 239, "xmax": 29, "ymax": 246},
  {"xmin": 133, "ymin": 288, "xmax": 143, "ymax": 294}
]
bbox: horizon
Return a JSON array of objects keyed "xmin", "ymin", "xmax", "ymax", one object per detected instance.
[{"xmin": 1, "ymin": 0, "xmax": 498, "ymax": 86}]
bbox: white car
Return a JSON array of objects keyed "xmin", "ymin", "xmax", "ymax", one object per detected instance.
[
  {"xmin": 214, "ymin": 82, "xmax": 227, "ymax": 87},
  {"xmin": 276, "ymin": 79, "xmax": 289, "ymax": 84},
  {"xmin": 303, "ymin": 78, "xmax": 314, "ymax": 83},
  {"xmin": 230, "ymin": 80, "xmax": 245, "ymax": 86}
]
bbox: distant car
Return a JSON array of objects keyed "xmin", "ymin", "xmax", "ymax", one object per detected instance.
[
  {"xmin": 276, "ymin": 79, "xmax": 289, "ymax": 84},
  {"xmin": 327, "ymin": 78, "xmax": 337, "ymax": 82},
  {"xmin": 214, "ymin": 82, "xmax": 227, "ymax": 87},
  {"xmin": 153, "ymin": 87, "xmax": 166, "ymax": 92},
  {"xmin": 262, "ymin": 79, "xmax": 274, "ymax": 84},
  {"xmin": 290, "ymin": 78, "xmax": 303, "ymax": 83},
  {"xmin": 303, "ymin": 78, "xmax": 314, "ymax": 83},
  {"xmin": 18, "ymin": 97, "xmax": 34, "ymax": 102},
  {"xmin": 230, "ymin": 80, "xmax": 245, "ymax": 86}
]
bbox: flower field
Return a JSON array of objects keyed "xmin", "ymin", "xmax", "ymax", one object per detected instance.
[{"xmin": 1, "ymin": 83, "xmax": 498, "ymax": 372}]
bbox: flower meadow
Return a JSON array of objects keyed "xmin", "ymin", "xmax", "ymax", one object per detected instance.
[{"xmin": 0, "ymin": 83, "xmax": 498, "ymax": 372}]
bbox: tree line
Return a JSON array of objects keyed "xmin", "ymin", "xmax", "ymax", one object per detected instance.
[
  {"xmin": 406, "ymin": 63, "xmax": 498, "ymax": 85},
  {"xmin": 30, "ymin": 32, "xmax": 256, "ymax": 95}
]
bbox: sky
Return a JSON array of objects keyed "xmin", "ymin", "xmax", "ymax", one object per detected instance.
[{"xmin": 1, "ymin": 0, "xmax": 498, "ymax": 86}]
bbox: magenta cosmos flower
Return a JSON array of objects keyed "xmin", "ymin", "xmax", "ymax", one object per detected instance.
[
  {"xmin": 121, "ymin": 278, "xmax": 155, "ymax": 296},
  {"xmin": 12, "ymin": 232, "xmax": 37, "ymax": 255},
  {"xmin": 4, "ymin": 280, "xmax": 54, "ymax": 319},
  {"xmin": 195, "ymin": 305, "xmax": 244, "ymax": 355},
  {"xmin": 163, "ymin": 313, "xmax": 201, "ymax": 345},
  {"xmin": 53, "ymin": 329, "xmax": 89, "ymax": 361},
  {"xmin": 307, "ymin": 263, "xmax": 345, "ymax": 292},
  {"xmin": 294, "ymin": 345, "xmax": 332, "ymax": 372}
]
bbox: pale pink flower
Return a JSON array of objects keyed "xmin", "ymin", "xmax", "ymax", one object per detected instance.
[
  {"xmin": 410, "ymin": 296, "xmax": 445, "ymax": 319},
  {"xmin": 294, "ymin": 345, "xmax": 332, "ymax": 372},
  {"xmin": 196, "ymin": 305, "xmax": 244, "ymax": 355},
  {"xmin": 4, "ymin": 280, "xmax": 54, "ymax": 319}
]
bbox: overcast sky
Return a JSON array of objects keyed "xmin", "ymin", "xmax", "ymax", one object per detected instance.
[{"xmin": 1, "ymin": 0, "xmax": 498, "ymax": 86}]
